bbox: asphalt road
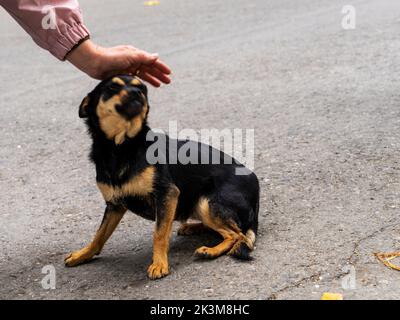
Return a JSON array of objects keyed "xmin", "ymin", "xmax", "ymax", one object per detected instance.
[{"xmin": 1, "ymin": 0, "xmax": 400, "ymax": 300}]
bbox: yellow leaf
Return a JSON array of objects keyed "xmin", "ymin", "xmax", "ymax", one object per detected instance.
[
  {"xmin": 144, "ymin": 1, "xmax": 160, "ymax": 6},
  {"xmin": 321, "ymin": 292, "xmax": 343, "ymax": 300}
]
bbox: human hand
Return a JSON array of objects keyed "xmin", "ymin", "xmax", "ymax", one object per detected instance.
[{"xmin": 66, "ymin": 39, "xmax": 171, "ymax": 87}]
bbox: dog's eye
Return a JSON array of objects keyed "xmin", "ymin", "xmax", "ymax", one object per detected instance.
[{"xmin": 108, "ymin": 83, "xmax": 122, "ymax": 92}]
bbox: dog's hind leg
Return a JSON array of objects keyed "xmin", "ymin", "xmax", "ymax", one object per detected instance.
[
  {"xmin": 194, "ymin": 197, "xmax": 240, "ymax": 259},
  {"xmin": 148, "ymin": 185, "xmax": 180, "ymax": 280},
  {"xmin": 65, "ymin": 204, "xmax": 126, "ymax": 267}
]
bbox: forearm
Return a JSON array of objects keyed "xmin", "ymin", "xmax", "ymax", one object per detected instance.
[
  {"xmin": 0, "ymin": 0, "xmax": 90, "ymax": 60},
  {"xmin": 0, "ymin": 0, "xmax": 172, "ymax": 84},
  {"xmin": 66, "ymin": 39, "xmax": 100, "ymax": 78}
]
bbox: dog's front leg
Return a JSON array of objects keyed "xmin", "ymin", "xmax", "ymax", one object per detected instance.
[
  {"xmin": 148, "ymin": 185, "xmax": 180, "ymax": 280},
  {"xmin": 65, "ymin": 203, "xmax": 126, "ymax": 267}
]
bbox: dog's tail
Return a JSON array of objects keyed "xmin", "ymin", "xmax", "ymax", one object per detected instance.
[
  {"xmin": 229, "ymin": 190, "xmax": 259, "ymax": 261},
  {"xmin": 228, "ymin": 228, "xmax": 257, "ymax": 261}
]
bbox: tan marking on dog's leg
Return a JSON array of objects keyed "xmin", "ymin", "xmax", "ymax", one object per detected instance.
[
  {"xmin": 65, "ymin": 206, "xmax": 126, "ymax": 267},
  {"xmin": 148, "ymin": 185, "xmax": 180, "ymax": 279},
  {"xmin": 227, "ymin": 232, "xmax": 253, "ymax": 257},
  {"xmin": 196, "ymin": 238, "xmax": 238, "ymax": 259},
  {"xmin": 177, "ymin": 222, "xmax": 209, "ymax": 236},
  {"xmin": 194, "ymin": 197, "xmax": 240, "ymax": 259},
  {"xmin": 227, "ymin": 226, "xmax": 256, "ymax": 256}
]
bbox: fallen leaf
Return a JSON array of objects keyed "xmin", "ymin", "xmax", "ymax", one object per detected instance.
[
  {"xmin": 144, "ymin": 1, "xmax": 160, "ymax": 6},
  {"xmin": 375, "ymin": 252, "xmax": 400, "ymax": 271},
  {"xmin": 321, "ymin": 292, "xmax": 343, "ymax": 300}
]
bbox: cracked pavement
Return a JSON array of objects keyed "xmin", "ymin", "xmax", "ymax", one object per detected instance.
[{"xmin": 1, "ymin": 0, "xmax": 400, "ymax": 300}]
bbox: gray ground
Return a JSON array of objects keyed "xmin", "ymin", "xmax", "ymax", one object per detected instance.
[{"xmin": 1, "ymin": 0, "xmax": 400, "ymax": 300}]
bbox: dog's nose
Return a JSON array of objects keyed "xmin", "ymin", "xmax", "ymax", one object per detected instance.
[
  {"xmin": 116, "ymin": 94, "xmax": 143, "ymax": 120},
  {"xmin": 126, "ymin": 100, "xmax": 143, "ymax": 118}
]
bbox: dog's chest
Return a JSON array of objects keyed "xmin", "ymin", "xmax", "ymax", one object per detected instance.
[
  {"xmin": 124, "ymin": 196, "xmax": 156, "ymax": 221},
  {"xmin": 97, "ymin": 166, "xmax": 155, "ymax": 203}
]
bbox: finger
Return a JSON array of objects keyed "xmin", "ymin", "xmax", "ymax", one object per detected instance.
[
  {"xmin": 137, "ymin": 71, "xmax": 161, "ymax": 87},
  {"xmin": 151, "ymin": 59, "xmax": 172, "ymax": 75},
  {"xmin": 135, "ymin": 50, "xmax": 159, "ymax": 65},
  {"xmin": 131, "ymin": 49, "xmax": 172, "ymax": 75},
  {"xmin": 140, "ymin": 65, "xmax": 171, "ymax": 84}
]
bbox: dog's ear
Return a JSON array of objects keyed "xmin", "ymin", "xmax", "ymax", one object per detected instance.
[{"xmin": 79, "ymin": 95, "xmax": 90, "ymax": 118}]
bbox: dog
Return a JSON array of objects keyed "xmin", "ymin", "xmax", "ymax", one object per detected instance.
[{"xmin": 65, "ymin": 75, "xmax": 260, "ymax": 279}]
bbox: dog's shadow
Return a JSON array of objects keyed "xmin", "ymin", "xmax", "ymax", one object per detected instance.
[{"xmin": 74, "ymin": 231, "xmax": 222, "ymax": 289}]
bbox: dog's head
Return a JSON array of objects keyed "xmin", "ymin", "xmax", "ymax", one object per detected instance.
[{"xmin": 79, "ymin": 75, "xmax": 149, "ymax": 145}]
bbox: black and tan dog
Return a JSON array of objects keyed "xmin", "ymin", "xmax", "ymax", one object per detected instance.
[{"xmin": 65, "ymin": 75, "xmax": 260, "ymax": 279}]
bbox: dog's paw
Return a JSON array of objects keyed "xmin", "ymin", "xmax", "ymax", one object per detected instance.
[
  {"xmin": 194, "ymin": 246, "xmax": 217, "ymax": 259},
  {"xmin": 147, "ymin": 261, "xmax": 169, "ymax": 280},
  {"xmin": 64, "ymin": 247, "xmax": 95, "ymax": 267}
]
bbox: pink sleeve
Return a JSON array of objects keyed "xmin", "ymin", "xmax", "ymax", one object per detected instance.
[{"xmin": 0, "ymin": 0, "xmax": 90, "ymax": 60}]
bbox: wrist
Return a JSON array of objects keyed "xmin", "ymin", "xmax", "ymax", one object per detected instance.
[{"xmin": 66, "ymin": 39, "xmax": 103, "ymax": 79}]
